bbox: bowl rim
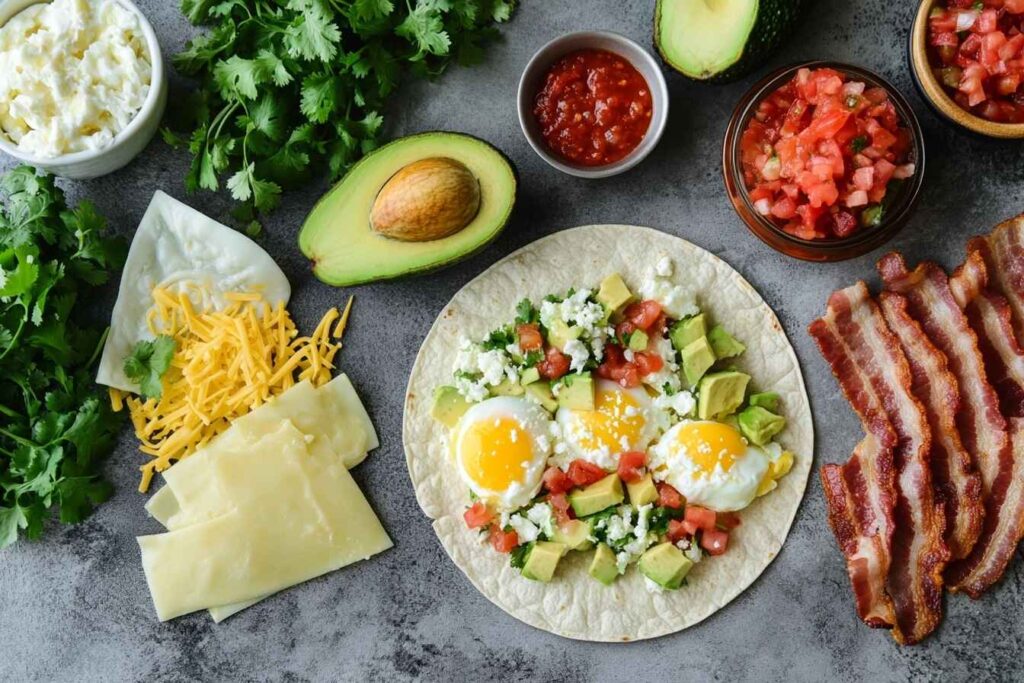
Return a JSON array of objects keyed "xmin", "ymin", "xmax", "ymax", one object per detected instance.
[
  {"xmin": 0, "ymin": 0, "xmax": 166, "ymax": 166},
  {"xmin": 722, "ymin": 60, "xmax": 927, "ymax": 260},
  {"xmin": 516, "ymin": 30, "xmax": 669, "ymax": 179},
  {"xmin": 909, "ymin": 0, "xmax": 1024, "ymax": 139}
]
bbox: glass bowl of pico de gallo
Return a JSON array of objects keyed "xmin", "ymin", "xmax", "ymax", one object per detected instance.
[
  {"xmin": 911, "ymin": 0, "xmax": 1024, "ymax": 138},
  {"xmin": 723, "ymin": 61, "xmax": 926, "ymax": 262}
]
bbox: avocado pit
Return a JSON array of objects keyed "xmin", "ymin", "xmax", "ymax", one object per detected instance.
[{"xmin": 370, "ymin": 157, "xmax": 481, "ymax": 242}]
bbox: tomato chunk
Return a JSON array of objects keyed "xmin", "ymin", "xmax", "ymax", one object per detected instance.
[
  {"xmin": 633, "ymin": 351, "xmax": 664, "ymax": 377},
  {"xmin": 537, "ymin": 346, "xmax": 570, "ymax": 380},
  {"xmin": 549, "ymin": 492, "xmax": 574, "ymax": 525},
  {"xmin": 684, "ymin": 505, "xmax": 717, "ymax": 533},
  {"xmin": 516, "ymin": 323, "xmax": 543, "ymax": 351},
  {"xmin": 617, "ymin": 451, "xmax": 647, "ymax": 483},
  {"xmin": 656, "ymin": 482, "xmax": 684, "ymax": 509},
  {"xmin": 701, "ymin": 528, "xmax": 729, "ymax": 556},
  {"xmin": 542, "ymin": 466, "xmax": 573, "ymax": 494},
  {"xmin": 624, "ymin": 300, "xmax": 662, "ymax": 331},
  {"xmin": 489, "ymin": 524, "xmax": 519, "ymax": 553},
  {"xmin": 463, "ymin": 501, "xmax": 493, "ymax": 530},
  {"xmin": 667, "ymin": 518, "xmax": 689, "ymax": 543},
  {"xmin": 567, "ymin": 459, "xmax": 607, "ymax": 487}
]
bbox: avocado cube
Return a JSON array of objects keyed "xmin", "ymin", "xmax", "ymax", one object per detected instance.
[
  {"xmin": 525, "ymin": 381, "xmax": 558, "ymax": 413},
  {"xmin": 548, "ymin": 319, "xmax": 581, "ymax": 351},
  {"xmin": 569, "ymin": 473, "xmax": 624, "ymax": 517},
  {"xmin": 707, "ymin": 325, "xmax": 746, "ymax": 360},
  {"xmin": 490, "ymin": 378, "xmax": 524, "ymax": 397},
  {"xmin": 597, "ymin": 273, "xmax": 635, "ymax": 314},
  {"xmin": 521, "ymin": 541, "xmax": 567, "ymax": 582},
  {"xmin": 431, "ymin": 386, "xmax": 470, "ymax": 428},
  {"xmin": 748, "ymin": 391, "xmax": 780, "ymax": 412},
  {"xmin": 520, "ymin": 367, "xmax": 541, "ymax": 386},
  {"xmin": 626, "ymin": 473, "xmax": 659, "ymax": 507},
  {"xmin": 738, "ymin": 406, "xmax": 787, "ymax": 447},
  {"xmin": 681, "ymin": 336, "xmax": 716, "ymax": 388},
  {"xmin": 669, "ymin": 314, "xmax": 707, "ymax": 352},
  {"xmin": 551, "ymin": 519, "xmax": 593, "ymax": 551},
  {"xmin": 697, "ymin": 371, "xmax": 750, "ymax": 420},
  {"xmin": 628, "ymin": 329, "xmax": 649, "ymax": 352},
  {"xmin": 638, "ymin": 542, "xmax": 693, "ymax": 589},
  {"xmin": 589, "ymin": 544, "xmax": 620, "ymax": 586},
  {"xmin": 557, "ymin": 372, "xmax": 595, "ymax": 411}
]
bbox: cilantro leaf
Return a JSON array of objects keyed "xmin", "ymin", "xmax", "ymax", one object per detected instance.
[{"xmin": 124, "ymin": 336, "xmax": 177, "ymax": 399}]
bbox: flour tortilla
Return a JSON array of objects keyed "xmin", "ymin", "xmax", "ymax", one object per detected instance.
[{"xmin": 403, "ymin": 226, "xmax": 813, "ymax": 642}]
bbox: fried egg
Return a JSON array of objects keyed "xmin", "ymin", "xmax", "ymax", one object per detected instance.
[
  {"xmin": 555, "ymin": 379, "xmax": 664, "ymax": 470},
  {"xmin": 648, "ymin": 420, "xmax": 770, "ymax": 512},
  {"xmin": 453, "ymin": 397, "xmax": 552, "ymax": 510}
]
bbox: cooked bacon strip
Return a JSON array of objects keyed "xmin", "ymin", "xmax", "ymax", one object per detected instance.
[
  {"xmin": 945, "ymin": 253, "xmax": 1024, "ymax": 596},
  {"xmin": 810, "ymin": 283, "xmax": 946, "ymax": 644},
  {"xmin": 878, "ymin": 292, "xmax": 984, "ymax": 561},
  {"xmin": 968, "ymin": 214, "xmax": 1024, "ymax": 342}
]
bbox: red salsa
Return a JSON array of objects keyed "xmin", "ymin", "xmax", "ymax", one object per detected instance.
[
  {"xmin": 739, "ymin": 68, "xmax": 916, "ymax": 241},
  {"xmin": 928, "ymin": 0, "xmax": 1024, "ymax": 123},
  {"xmin": 533, "ymin": 49, "xmax": 652, "ymax": 166}
]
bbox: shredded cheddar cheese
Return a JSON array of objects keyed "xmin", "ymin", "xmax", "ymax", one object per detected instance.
[{"xmin": 121, "ymin": 289, "xmax": 355, "ymax": 492}]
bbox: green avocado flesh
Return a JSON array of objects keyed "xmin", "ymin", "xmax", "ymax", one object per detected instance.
[
  {"xmin": 299, "ymin": 132, "xmax": 516, "ymax": 287},
  {"xmin": 655, "ymin": 0, "xmax": 802, "ymax": 82}
]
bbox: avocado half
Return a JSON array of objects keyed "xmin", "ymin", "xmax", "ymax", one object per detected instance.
[
  {"xmin": 654, "ymin": 0, "xmax": 803, "ymax": 83},
  {"xmin": 299, "ymin": 131, "xmax": 517, "ymax": 287}
]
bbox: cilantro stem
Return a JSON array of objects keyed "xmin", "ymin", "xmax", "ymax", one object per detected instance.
[
  {"xmin": 0, "ymin": 427, "xmax": 34, "ymax": 449},
  {"xmin": 84, "ymin": 326, "xmax": 111, "ymax": 370},
  {"xmin": 0, "ymin": 316, "xmax": 26, "ymax": 362}
]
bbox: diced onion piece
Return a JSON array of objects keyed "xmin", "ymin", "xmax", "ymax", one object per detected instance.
[
  {"xmin": 956, "ymin": 9, "xmax": 979, "ymax": 32},
  {"xmin": 754, "ymin": 198, "xmax": 772, "ymax": 216},
  {"xmin": 846, "ymin": 190, "xmax": 869, "ymax": 207},
  {"xmin": 892, "ymin": 163, "xmax": 916, "ymax": 180}
]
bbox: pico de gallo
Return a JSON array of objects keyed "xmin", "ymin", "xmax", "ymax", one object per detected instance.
[
  {"xmin": 928, "ymin": 0, "xmax": 1024, "ymax": 123},
  {"xmin": 740, "ymin": 67, "xmax": 916, "ymax": 241},
  {"xmin": 431, "ymin": 263, "xmax": 796, "ymax": 588}
]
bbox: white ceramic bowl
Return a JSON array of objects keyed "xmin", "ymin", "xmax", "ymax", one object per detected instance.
[
  {"xmin": 0, "ymin": 0, "xmax": 167, "ymax": 179},
  {"xmin": 517, "ymin": 31, "xmax": 669, "ymax": 179}
]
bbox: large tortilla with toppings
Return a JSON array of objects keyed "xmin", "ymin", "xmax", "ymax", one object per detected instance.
[{"xmin": 403, "ymin": 225, "xmax": 813, "ymax": 642}]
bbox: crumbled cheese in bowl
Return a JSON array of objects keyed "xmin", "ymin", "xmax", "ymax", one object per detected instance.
[{"xmin": 0, "ymin": 0, "xmax": 152, "ymax": 158}]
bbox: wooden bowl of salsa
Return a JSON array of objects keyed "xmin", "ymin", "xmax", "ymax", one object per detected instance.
[{"xmin": 517, "ymin": 31, "xmax": 669, "ymax": 178}]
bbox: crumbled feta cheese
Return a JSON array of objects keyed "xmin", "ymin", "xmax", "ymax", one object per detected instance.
[
  {"xmin": 525, "ymin": 502, "xmax": 554, "ymax": 538},
  {"xmin": 508, "ymin": 514, "xmax": 540, "ymax": 543},
  {"xmin": 563, "ymin": 338, "xmax": 590, "ymax": 373},
  {"xmin": 615, "ymin": 551, "xmax": 631, "ymax": 575},
  {"xmin": 606, "ymin": 508, "xmax": 634, "ymax": 543},
  {"xmin": 638, "ymin": 262, "xmax": 699, "ymax": 320},
  {"xmin": 654, "ymin": 389, "xmax": 696, "ymax": 418}
]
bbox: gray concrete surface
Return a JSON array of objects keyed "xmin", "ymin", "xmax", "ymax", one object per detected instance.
[{"xmin": 2, "ymin": 1, "xmax": 1023, "ymax": 681}]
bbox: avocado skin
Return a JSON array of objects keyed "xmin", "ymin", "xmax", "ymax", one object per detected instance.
[
  {"xmin": 299, "ymin": 131, "xmax": 518, "ymax": 287},
  {"xmin": 654, "ymin": 0, "xmax": 805, "ymax": 84}
]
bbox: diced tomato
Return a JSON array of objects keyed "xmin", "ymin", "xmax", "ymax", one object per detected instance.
[
  {"xmin": 832, "ymin": 211, "xmax": 858, "ymax": 238},
  {"xmin": 516, "ymin": 323, "xmax": 543, "ymax": 351},
  {"xmin": 700, "ymin": 528, "xmax": 729, "ymax": 556},
  {"xmin": 770, "ymin": 195, "xmax": 798, "ymax": 219},
  {"xmin": 489, "ymin": 524, "xmax": 519, "ymax": 553},
  {"xmin": 623, "ymin": 300, "xmax": 662, "ymax": 331},
  {"xmin": 667, "ymin": 519, "xmax": 689, "ymax": 542},
  {"xmin": 537, "ymin": 346, "xmax": 570, "ymax": 380},
  {"xmin": 549, "ymin": 492, "xmax": 573, "ymax": 525},
  {"xmin": 464, "ymin": 501, "xmax": 493, "ymax": 529},
  {"xmin": 615, "ymin": 363, "xmax": 641, "ymax": 388},
  {"xmin": 633, "ymin": 351, "xmax": 663, "ymax": 377},
  {"xmin": 684, "ymin": 505, "xmax": 717, "ymax": 533},
  {"xmin": 717, "ymin": 511, "xmax": 742, "ymax": 530},
  {"xmin": 617, "ymin": 451, "xmax": 647, "ymax": 483},
  {"xmin": 615, "ymin": 320, "xmax": 637, "ymax": 345},
  {"xmin": 656, "ymin": 482, "xmax": 684, "ymax": 509},
  {"xmin": 567, "ymin": 459, "xmax": 606, "ymax": 487},
  {"xmin": 542, "ymin": 465, "xmax": 573, "ymax": 494}
]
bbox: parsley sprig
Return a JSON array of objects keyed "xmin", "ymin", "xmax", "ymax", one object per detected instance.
[
  {"xmin": 0, "ymin": 168, "xmax": 127, "ymax": 549},
  {"xmin": 165, "ymin": 0, "xmax": 515, "ymax": 234}
]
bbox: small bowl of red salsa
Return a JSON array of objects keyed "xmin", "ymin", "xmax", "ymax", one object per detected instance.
[
  {"xmin": 911, "ymin": 0, "xmax": 1024, "ymax": 138},
  {"xmin": 518, "ymin": 31, "xmax": 669, "ymax": 178},
  {"xmin": 723, "ymin": 61, "xmax": 926, "ymax": 262}
]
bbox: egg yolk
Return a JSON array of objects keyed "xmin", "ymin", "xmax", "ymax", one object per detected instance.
[
  {"xmin": 570, "ymin": 387, "xmax": 645, "ymax": 452},
  {"xmin": 675, "ymin": 422, "xmax": 747, "ymax": 478},
  {"xmin": 459, "ymin": 417, "xmax": 534, "ymax": 491}
]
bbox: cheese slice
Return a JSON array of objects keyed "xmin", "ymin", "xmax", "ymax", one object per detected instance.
[
  {"xmin": 97, "ymin": 190, "xmax": 291, "ymax": 392},
  {"xmin": 137, "ymin": 422, "xmax": 391, "ymax": 621}
]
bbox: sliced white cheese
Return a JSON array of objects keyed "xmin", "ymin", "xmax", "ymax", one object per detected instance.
[
  {"xmin": 96, "ymin": 190, "xmax": 291, "ymax": 392},
  {"xmin": 137, "ymin": 422, "xmax": 392, "ymax": 621}
]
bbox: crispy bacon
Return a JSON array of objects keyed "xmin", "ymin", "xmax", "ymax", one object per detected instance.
[
  {"xmin": 810, "ymin": 282, "xmax": 947, "ymax": 644},
  {"xmin": 968, "ymin": 214, "xmax": 1024, "ymax": 342},
  {"xmin": 878, "ymin": 292, "xmax": 984, "ymax": 561}
]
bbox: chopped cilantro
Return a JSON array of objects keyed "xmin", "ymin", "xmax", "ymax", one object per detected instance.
[
  {"xmin": 510, "ymin": 541, "xmax": 533, "ymax": 570},
  {"xmin": 124, "ymin": 336, "xmax": 176, "ymax": 399},
  {"xmin": 481, "ymin": 326, "xmax": 515, "ymax": 351},
  {"xmin": 515, "ymin": 298, "xmax": 538, "ymax": 325},
  {"xmin": 851, "ymin": 135, "xmax": 869, "ymax": 153}
]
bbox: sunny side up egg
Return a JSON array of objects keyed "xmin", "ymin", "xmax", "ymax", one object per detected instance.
[
  {"xmin": 555, "ymin": 378, "xmax": 666, "ymax": 470},
  {"xmin": 649, "ymin": 420, "xmax": 770, "ymax": 512},
  {"xmin": 452, "ymin": 397, "xmax": 553, "ymax": 510}
]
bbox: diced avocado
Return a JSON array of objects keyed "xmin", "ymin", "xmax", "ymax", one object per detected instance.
[
  {"xmin": 490, "ymin": 378, "xmax": 524, "ymax": 397},
  {"xmin": 681, "ymin": 336, "xmax": 716, "ymax": 387},
  {"xmin": 669, "ymin": 314, "xmax": 707, "ymax": 352},
  {"xmin": 520, "ymin": 367, "xmax": 541, "ymax": 386},
  {"xmin": 589, "ymin": 544, "xmax": 620, "ymax": 586},
  {"xmin": 525, "ymin": 381, "xmax": 558, "ymax": 413},
  {"xmin": 547, "ymin": 319, "xmax": 581, "ymax": 350},
  {"xmin": 299, "ymin": 132, "xmax": 516, "ymax": 286},
  {"xmin": 628, "ymin": 329, "xmax": 649, "ymax": 352},
  {"xmin": 551, "ymin": 519, "xmax": 593, "ymax": 551},
  {"xmin": 521, "ymin": 541, "xmax": 567, "ymax": 582},
  {"xmin": 626, "ymin": 473, "xmax": 659, "ymax": 507},
  {"xmin": 738, "ymin": 406, "xmax": 787, "ymax": 447},
  {"xmin": 569, "ymin": 473, "xmax": 624, "ymax": 517},
  {"xmin": 638, "ymin": 542, "xmax": 694, "ymax": 589},
  {"xmin": 748, "ymin": 391, "xmax": 780, "ymax": 412},
  {"xmin": 557, "ymin": 372, "xmax": 595, "ymax": 411},
  {"xmin": 597, "ymin": 273, "xmax": 635, "ymax": 314},
  {"xmin": 707, "ymin": 325, "xmax": 746, "ymax": 359},
  {"xmin": 697, "ymin": 370, "xmax": 750, "ymax": 420},
  {"xmin": 431, "ymin": 386, "xmax": 470, "ymax": 428}
]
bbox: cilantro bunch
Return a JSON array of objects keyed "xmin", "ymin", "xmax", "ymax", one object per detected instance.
[
  {"xmin": 0, "ymin": 168, "xmax": 127, "ymax": 549},
  {"xmin": 166, "ymin": 0, "xmax": 515, "ymax": 233}
]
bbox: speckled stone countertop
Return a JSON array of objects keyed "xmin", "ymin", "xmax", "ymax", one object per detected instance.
[{"xmin": 1, "ymin": 1, "xmax": 1022, "ymax": 681}]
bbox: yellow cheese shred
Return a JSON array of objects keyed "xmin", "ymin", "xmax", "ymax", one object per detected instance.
[{"xmin": 123, "ymin": 289, "xmax": 354, "ymax": 493}]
